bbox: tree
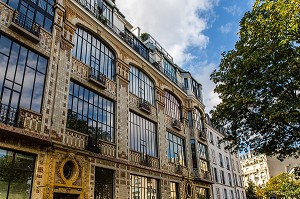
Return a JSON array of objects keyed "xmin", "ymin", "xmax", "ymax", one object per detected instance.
[
  {"xmin": 210, "ymin": 0, "xmax": 300, "ymax": 160},
  {"xmin": 246, "ymin": 181, "xmax": 258, "ymax": 199},
  {"xmin": 263, "ymin": 173, "xmax": 300, "ymax": 198}
]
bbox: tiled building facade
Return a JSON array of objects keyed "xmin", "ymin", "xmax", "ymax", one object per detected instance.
[
  {"xmin": 0, "ymin": 0, "xmax": 214, "ymax": 198},
  {"xmin": 206, "ymin": 115, "xmax": 246, "ymax": 199}
]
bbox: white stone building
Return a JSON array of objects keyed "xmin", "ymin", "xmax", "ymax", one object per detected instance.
[
  {"xmin": 240, "ymin": 151, "xmax": 300, "ymax": 187},
  {"xmin": 206, "ymin": 115, "xmax": 246, "ymax": 199}
]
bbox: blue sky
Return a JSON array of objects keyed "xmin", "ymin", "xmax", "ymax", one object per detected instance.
[{"xmin": 117, "ymin": 0, "xmax": 255, "ymax": 113}]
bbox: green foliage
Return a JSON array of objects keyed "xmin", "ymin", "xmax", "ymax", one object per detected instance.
[
  {"xmin": 140, "ymin": 33, "xmax": 150, "ymax": 41},
  {"xmin": 263, "ymin": 173, "xmax": 300, "ymax": 198},
  {"xmin": 210, "ymin": 0, "xmax": 300, "ymax": 160},
  {"xmin": 246, "ymin": 181, "xmax": 259, "ymax": 199}
]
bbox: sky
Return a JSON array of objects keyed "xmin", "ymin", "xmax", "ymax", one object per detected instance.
[{"xmin": 117, "ymin": 0, "xmax": 255, "ymax": 113}]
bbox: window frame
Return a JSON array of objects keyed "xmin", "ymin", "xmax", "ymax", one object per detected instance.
[{"xmin": 167, "ymin": 132, "xmax": 186, "ymax": 166}]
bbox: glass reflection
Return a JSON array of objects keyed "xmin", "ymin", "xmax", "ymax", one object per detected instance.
[
  {"xmin": 67, "ymin": 81, "xmax": 115, "ymax": 143},
  {"xmin": 73, "ymin": 27, "xmax": 115, "ymax": 80},
  {"xmin": 0, "ymin": 34, "xmax": 47, "ymax": 125},
  {"xmin": 0, "ymin": 148, "xmax": 35, "ymax": 199}
]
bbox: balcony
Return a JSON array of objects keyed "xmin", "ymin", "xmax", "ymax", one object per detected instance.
[
  {"xmin": 193, "ymin": 169, "xmax": 212, "ymax": 182},
  {"xmin": 172, "ymin": 119, "xmax": 181, "ymax": 131},
  {"xmin": 175, "ymin": 164, "xmax": 183, "ymax": 175},
  {"xmin": 139, "ymin": 98, "xmax": 151, "ymax": 113},
  {"xmin": 130, "ymin": 151, "xmax": 159, "ymax": 169},
  {"xmin": 140, "ymin": 153, "xmax": 151, "ymax": 167},
  {"xmin": 9, "ymin": 10, "xmax": 41, "ymax": 43},
  {"xmin": 0, "ymin": 102, "xmax": 50, "ymax": 143},
  {"xmin": 89, "ymin": 67, "xmax": 107, "ymax": 88}
]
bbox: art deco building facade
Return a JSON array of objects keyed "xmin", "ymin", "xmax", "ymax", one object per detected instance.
[
  {"xmin": 206, "ymin": 115, "xmax": 245, "ymax": 199},
  {"xmin": 0, "ymin": 0, "xmax": 214, "ymax": 198},
  {"xmin": 240, "ymin": 151, "xmax": 300, "ymax": 187}
]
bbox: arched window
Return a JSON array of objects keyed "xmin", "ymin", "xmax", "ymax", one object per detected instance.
[
  {"xmin": 164, "ymin": 91, "xmax": 181, "ymax": 120},
  {"xmin": 129, "ymin": 65, "xmax": 155, "ymax": 105},
  {"xmin": 72, "ymin": 27, "xmax": 116, "ymax": 80},
  {"xmin": 195, "ymin": 108, "xmax": 204, "ymax": 132}
]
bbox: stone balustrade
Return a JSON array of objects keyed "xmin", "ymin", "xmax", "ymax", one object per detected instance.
[
  {"xmin": 65, "ymin": 128, "xmax": 88, "ymax": 150},
  {"xmin": 130, "ymin": 150, "xmax": 159, "ymax": 169}
]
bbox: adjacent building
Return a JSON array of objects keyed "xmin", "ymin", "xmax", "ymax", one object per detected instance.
[
  {"xmin": 0, "ymin": 0, "xmax": 215, "ymax": 198},
  {"xmin": 206, "ymin": 115, "xmax": 246, "ymax": 199},
  {"xmin": 240, "ymin": 151, "xmax": 300, "ymax": 187}
]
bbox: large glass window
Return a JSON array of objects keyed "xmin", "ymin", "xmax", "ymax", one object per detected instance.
[
  {"xmin": 67, "ymin": 81, "xmax": 115, "ymax": 142},
  {"xmin": 170, "ymin": 182, "xmax": 179, "ymax": 199},
  {"xmin": 163, "ymin": 60, "xmax": 177, "ymax": 83},
  {"xmin": 130, "ymin": 175, "xmax": 158, "ymax": 199},
  {"xmin": 0, "ymin": 34, "xmax": 47, "ymax": 124},
  {"xmin": 73, "ymin": 27, "xmax": 115, "ymax": 80},
  {"xmin": 167, "ymin": 132, "xmax": 185, "ymax": 166},
  {"xmin": 0, "ymin": 148, "xmax": 35, "ymax": 199},
  {"xmin": 4, "ymin": 0, "xmax": 55, "ymax": 32},
  {"xmin": 94, "ymin": 167, "xmax": 113, "ymax": 199},
  {"xmin": 129, "ymin": 112, "xmax": 157, "ymax": 157},
  {"xmin": 197, "ymin": 142, "xmax": 209, "ymax": 174},
  {"xmin": 129, "ymin": 65, "xmax": 155, "ymax": 105},
  {"xmin": 194, "ymin": 108, "xmax": 204, "ymax": 133},
  {"xmin": 164, "ymin": 91, "xmax": 181, "ymax": 120}
]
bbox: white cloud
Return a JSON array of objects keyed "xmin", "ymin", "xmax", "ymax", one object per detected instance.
[
  {"xmin": 117, "ymin": 0, "xmax": 219, "ymax": 65},
  {"xmin": 223, "ymin": 5, "xmax": 243, "ymax": 16},
  {"xmin": 220, "ymin": 23, "xmax": 233, "ymax": 34},
  {"xmin": 184, "ymin": 61, "xmax": 221, "ymax": 113}
]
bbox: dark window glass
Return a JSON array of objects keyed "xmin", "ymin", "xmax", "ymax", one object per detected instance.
[
  {"xmin": 67, "ymin": 81, "xmax": 115, "ymax": 143},
  {"xmin": 170, "ymin": 182, "xmax": 179, "ymax": 199},
  {"xmin": 214, "ymin": 167, "xmax": 218, "ymax": 183},
  {"xmin": 164, "ymin": 91, "xmax": 181, "ymax": 120},
  {"xmin": 94, "ymin": 167, "xmax": 113, "ymax": 199},
  {"xmin": 226, "ymin": 157, "xmax": 230, "ymax": 170},
  {"xmin": 187, "ymin": 111, "xmax": 193, "ymax": 128},
  {"xmin": 129, "ymin": 112, "xmax": 157, "ymax": 157},
  {"xmin": 224, "ymin": 189, "xmax": 228, "ymax": 199},
  {"xmin": 130, "ymin": 175, "xmax": 158, "ymax": 199},
  {"xmin": 190, "ymin": 140, "xmax": 197, "ymax": 168},
  {"xmin": 73, "ymin": 27, "xmax": 115, "ymax": 80},
  {"xmin": 219, "ymin": 153, "xmax": 224, "ymax": 167},
  {"xmin": 3, "ymin": 0, "xmax": 55, "ymax": 32},
  {"xmin": 191, "ymin": 78, "xmax": 202, "ymax": 101},
  {"xmin": 163, "ymin": 59, "xmax": 177, "ymax": 83},
  {"xmin": 0, "ymin": 148, "xmax": 35, "ymax": 199},
  {"xmin": 167, "ymin": 132, "xmax": 185, "ymax": 166},
  {"xmin": 0, "ymin": 34, "xmax": 47, "ymax": 124},
  {"xmin": 129, "ymin": 65, "xmax": 155, "ymax": 105},
  {"xmin": 184, "ymin": 78, "xmax": 189, "ymax": 89}
]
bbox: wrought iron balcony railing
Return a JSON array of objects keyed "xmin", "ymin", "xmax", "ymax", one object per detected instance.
[
  {"xmin": 139, "ymin": 98, "xmax": 151, "ymax": 113},
  {"xmin": 89, "ymin": 67, "xmax": 107, "ymax": 88},
  {"xmin": 12, "ymin": 10, "xmax": 41, "ymax": 38},
  {"xmin": 172, "ymin": 119, "xmax": 181, "ymax": 130}
]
